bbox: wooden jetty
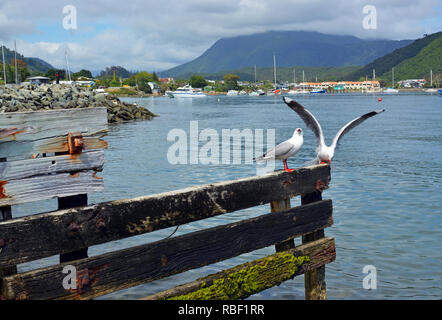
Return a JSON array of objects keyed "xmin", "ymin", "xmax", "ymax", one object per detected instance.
[{"xmin": 0, "ymin": 108, "xmax": 335, "ymax": 300}]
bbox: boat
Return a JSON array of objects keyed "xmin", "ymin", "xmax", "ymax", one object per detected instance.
[
  {"xmin": 439, "ymin": 89, "xmax": 442, "ymax": 96},
  {"xmin": 383, "ymin": 88, "xmax": 399, "ymax": 94},
  {"xmin": 226, "ymin": 90, "xmax": 239, "ymax": 96},
  {"xmin": 383, "ymin": 68, "xmax": 399, "ymax": 93},
  {"xmin": 310, "ymin": 89, "xmax": 326, "ymax": 94},
  {"xmin": 248, "ymin": 91, "xmax": 259, "ymax": 96},
  {"xmin": 165, "ymin": 85, "xmax": 206, "ymax": 98},
  {"xmin": 425, "ymin": 88, "xmax": 437, "ymax": 93}
]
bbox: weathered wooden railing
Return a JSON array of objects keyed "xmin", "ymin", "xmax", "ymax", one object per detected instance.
[{"xmin": 0, "ymin": 108, "xmax": 335, "ymax": 300}]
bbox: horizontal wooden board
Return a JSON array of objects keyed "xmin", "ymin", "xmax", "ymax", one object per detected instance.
[
  {"xmin": 0, "ymin": 130, "xmax": 107, "ymax": 160},
  {"xmin": 0, "ymin": 170, "xmax": 104, "ymax": 207},
  {"xmin": 0, "ymin": 165, "xmax": 330, "ymax": 266},
  {"xmin": 0, "ymin": 151, "xmax": 104, "ymax": 181},
  {"xmin": 1, "ymin": 200, "xmax": 333, "ymax": 300},
  {"xmin": 143, "ymin": 237, "xmax": 336, "ymax": 300},
  {"xmin": 0, "ymin": 108, "xmax": 108, "ymax": 143}
]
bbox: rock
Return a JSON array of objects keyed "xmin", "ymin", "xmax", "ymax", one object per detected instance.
[{"xmin": 0, "ymin": 84, "xmax": 157, "ymax": 124}]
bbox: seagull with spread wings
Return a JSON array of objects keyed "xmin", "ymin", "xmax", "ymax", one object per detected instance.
[{"xmin": 283, "ymin": 97, "xmax": 385, "ymax": 164}]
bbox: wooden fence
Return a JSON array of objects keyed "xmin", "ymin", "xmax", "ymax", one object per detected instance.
[{"xmin": 0, "ymin": 108, "xmax": 335, "ymax": 300}]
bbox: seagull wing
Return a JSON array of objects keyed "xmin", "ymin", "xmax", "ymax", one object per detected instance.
[
  {"xmin": 283, "ymin": 97, "xmax": 325, "ymax": 148},
  {"xmin": 331, "ymin": 109, "xmax": 385, "ymax": 150},
  {"xmin": 257, "ymin": 140, "xmax": 293, "ymax": 161}
]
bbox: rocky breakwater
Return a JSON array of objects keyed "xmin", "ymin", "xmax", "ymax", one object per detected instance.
[{"xmin": 0, "ymin": 84, "xmax": 157, "ymax": 123}]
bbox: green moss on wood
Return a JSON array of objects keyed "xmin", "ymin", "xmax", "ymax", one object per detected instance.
[{"xmin": 169, "ymin": 253, "xmax": 309, "ymax": 300}]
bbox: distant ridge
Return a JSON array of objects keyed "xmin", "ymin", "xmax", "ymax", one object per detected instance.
[
  {"xmin": 0, "ymin": 46, "xmax": 54, "ymax": 74},
  {"xmin": 160, "ymin": 31, "xmax": 412, "ymax": 78},
  {"xmin": 347, "ymin": 31, "xmax": 442, "ymax": 81}
]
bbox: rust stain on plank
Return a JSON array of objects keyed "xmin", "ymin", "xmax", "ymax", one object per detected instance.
[{"xmin": 0, "ymin": 180, "xmax": 9, "ymax": 199}]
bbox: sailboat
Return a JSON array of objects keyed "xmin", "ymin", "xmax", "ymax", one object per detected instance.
[
  {"xmin": 1, "ymin": 40, "xmax": 7, "ymax": 87},
  {"xmin": 268, "ymin": 54, "xmax": 281, "ymax": 95},
  {"xmin": 383, "ymin": 67, "xmax": 399, "ymax": 93}
]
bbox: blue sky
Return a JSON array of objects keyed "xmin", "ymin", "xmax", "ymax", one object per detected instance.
[{"xmin": 0, "ymin": 0, "xmax": 440, "ymax": 72}]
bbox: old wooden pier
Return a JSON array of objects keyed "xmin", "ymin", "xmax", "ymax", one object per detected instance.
[{"xmin": 0, "ymin": 108, "xmax": 335, "ymax": 300}]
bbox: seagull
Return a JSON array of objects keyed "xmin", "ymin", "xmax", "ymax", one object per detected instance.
[
  {"xmin": 255, "ymin": 128, "xmax": 303, "ymax": 172},
  {"xmin": 283, "ymin": 97, "xmax": 385, "ymax": 164}
]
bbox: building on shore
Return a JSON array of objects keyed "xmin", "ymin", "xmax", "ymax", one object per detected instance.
[
  {"xmin": 28, "ymin": 76, "xmax": 50, "ymax": 85},
  {"xmin": 397, "ymin": 79, "xmax": 426, "ymax": 88},
  {"xmin": 295, "ymin": 81, "xmax": 380, "ymax": 91}
]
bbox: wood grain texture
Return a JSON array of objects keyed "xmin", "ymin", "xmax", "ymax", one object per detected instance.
[
  {"xmin": 0, "ymin": 165, "xmax": 330, "ymax": 266},
  {"xmin": 301, "ymin": 190, "xmax": 327, "ymax": 300},
  {"xmin": 0, "ymin": 131, "xmax": 107, "ymax": 160},
  {"xmin": 0, "ymin": 170, "xmax": 104, "ymax": 206},
  {"xmin": 0, "ymin": 108, "xmax": 107, "ymax": 142},
  {"xmin": 271, "ymin": 198, "xmax": 295, "ymax": 252},
  {"xmin": 143, "ymin": 237, "xmax": 336, "ymax": 300},
  {"xmin": 1, "ymin": 200, "xmax": 333, "ymax": 300},
  {"xmin": 0, "ymin": 151, "xmax": 104, "ymax": 181}
]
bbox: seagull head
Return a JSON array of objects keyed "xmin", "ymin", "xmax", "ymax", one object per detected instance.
[{"xmin": 294, "ymin": 128, "xmax": 303, "ymax": 136}]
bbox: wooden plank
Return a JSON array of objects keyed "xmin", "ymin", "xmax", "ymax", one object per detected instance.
[
  {"xmin": 0, "ymin": 108, "xmax": 107, "ymax": 143},
  {"xmin": 1, "ymin": 200, "xmax": 333, "ymax": 300},
  {"xmin": 0, "ymin": 205, "xmax": 17, "ymax": 294},
  {"xmin": 0, "ymin": 151, "xmax": 104, "ymax": 181},
  {"xmin": 58, "ymin": 194, "xmax": 89, "ymax": 263},
  {"xmin": 0, "ymin": 165, "xmax": 330, "ymax": 267},
  {"xmin": 0, "ymin": 170, "xmax": 103, "ymax": 206},
  {"xmin": 0, "ymin": 131, "xmax": 107, "ymax": 160},
  {"xmin": 271, "ymin": 198, "xmax": 295, "ymax": 252},
  {"xmin": 143, "ymin": 237, "xmax": 336, "ymax": 300},
  {"xmin": 301, "ymin": 190, "xmax": 327, "ymax": 300}
]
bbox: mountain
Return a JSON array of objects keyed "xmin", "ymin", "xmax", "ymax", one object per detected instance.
[
  {"xmin": 0, "ymin": 45, "xmax": 54, "ymax": 74},
  {"xmin": 160, "ymin": 31, "xmax": 412, "ymax": 78},
  {"xmin": 347, "ymin": 31, "xmax": 442, "ymax": 81}
]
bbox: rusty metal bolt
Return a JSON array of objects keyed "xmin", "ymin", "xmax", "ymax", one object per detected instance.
[
  {"xmin": 68, "ymin": 222, "xmax": 80, "ymax": 233},
  {"xmin": 96, "ymin": 218, "xmax": 105, "ymax": 229}
]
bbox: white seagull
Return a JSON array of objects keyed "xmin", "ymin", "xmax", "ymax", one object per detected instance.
[
  {"xmin": 255, "ymin": 128, "xmax": 303, "ymax": 172},
  {"xmin": 283, "ymin": 97, "xmax": 385, "ymax": 164}
]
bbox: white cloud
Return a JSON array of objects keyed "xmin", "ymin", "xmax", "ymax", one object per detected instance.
[{"xmin": 0, "ymin": 0, "xmax": 440, "ymax": 72}]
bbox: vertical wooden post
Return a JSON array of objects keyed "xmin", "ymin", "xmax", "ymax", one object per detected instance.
[
  {"xmin": 0, "ymin": 157, "xmax": 17, "ymax": 292},
  {"xmin": 301, "ymin": 190, "xmax": 326, "ymax": 300},
  {"xmin": 270, "ymin": 198, "xmax": 295, "ymax": 252},
  {"xmin": 58, "ymin": 194, "xmax": 88, "ymax": 263}
]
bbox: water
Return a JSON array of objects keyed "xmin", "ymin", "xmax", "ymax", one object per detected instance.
[{"xmin": 15, "ymin": 93, "xmax": 442, "ymax": 299}]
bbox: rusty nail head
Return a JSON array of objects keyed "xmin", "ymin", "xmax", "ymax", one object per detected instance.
[{"xmin": 68, "ymin": 132, "xmax": 84, "ymax": 154}]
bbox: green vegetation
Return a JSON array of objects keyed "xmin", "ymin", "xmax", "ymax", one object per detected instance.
[
  {"xmin": 348, "ymin": 31, "xmax": 442, "ymax": 82},
  {"xmin": 169, "ymin": 253, "xmax": 310, "ymax": 300},
  {"xmin": 189, "ymin": 74, "xmax": 207, "ymax": 88},
  {"xmin": 73, "ymin": 69, "xmax": 93, "ymax": 79},
  {"xmin": 178, "ymin": 65, "xmax": 360, "ymax": 83},
  {"xmin": 0, "ymin": 45, "xmax": 53, "ymax": 75}
]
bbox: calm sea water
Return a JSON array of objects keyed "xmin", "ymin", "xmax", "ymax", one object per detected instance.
[{"xmin": 16, "ymin": 93, "xmax": 441, "ymax": 299}]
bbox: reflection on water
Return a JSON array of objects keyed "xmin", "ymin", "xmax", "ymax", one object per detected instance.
[{"xmin": 15, "ymin": 93, "xmax": 442, "ymax": 299}]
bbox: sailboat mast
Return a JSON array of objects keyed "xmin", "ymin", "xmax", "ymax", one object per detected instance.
[
  {"xmin": 430, "ymin": 69, "xmax": 433, "ymax": 87},
  {"xmin": 1, "ymin": 40, "xmax": 6, "ymax": 87},
  {"xmin": 14, "ymin": 40, "xmax": 18, "ymax": 84},
  {"xmin": 302, "ymin": 70, "xmax": 305, "ymax": 90},
  {"xmin": 254, "ymin": 65, "xmax": 256, "ymax": 85},
  {"xmin": 293, "ymin": 68, "xmax": 296, "ymax": 84},
  {"xmin": 392, "ymin": 67, "xmax": 394, "ymax": 88},
  {"xmin": 273, "ymin": 55, "xmax": 276, "ymax": 89},
  {"xmin": 65, "ymin": 49, "xmax": 71, "ymax": 81}
]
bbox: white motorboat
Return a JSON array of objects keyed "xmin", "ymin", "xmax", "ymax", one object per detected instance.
[
  {"xmin": 166, "ymin": 85, "xmax": 206, "ymax": 98},
  {"xmin": 226, "ymin": 90, "xmax": 239, "ymax": 96},
  {"xmin": 383, "ymin": 88, "xmax": 399, "ymax": 94}
]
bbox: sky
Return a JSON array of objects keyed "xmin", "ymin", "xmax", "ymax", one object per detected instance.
[{"xmin": 0, "ymin": 0, "xmax": 440, "ymax": 73}]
